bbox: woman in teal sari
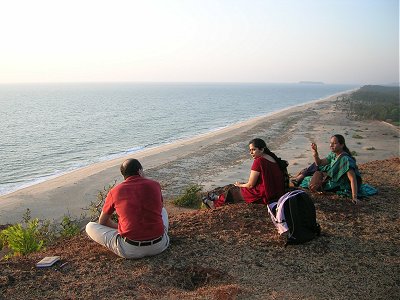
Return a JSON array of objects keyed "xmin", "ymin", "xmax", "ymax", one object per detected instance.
[{"xmin": 292, "ymin": 134, "xmax": 363, "ymax": 204}]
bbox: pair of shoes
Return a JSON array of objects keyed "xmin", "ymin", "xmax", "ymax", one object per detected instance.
[
  {"xmin": 202, "ymin": 196, "xmax": 215, "ymax": 209},
  {"xmin": 208, "ymin": 192, "xmax": 218, "ymax": 201},
  {"xmin": 291, "ymin": 179, "xmax": 300, "ymax": 187}
]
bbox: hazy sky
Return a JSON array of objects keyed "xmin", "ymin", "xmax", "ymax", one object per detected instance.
[{"xmin": 0, "ymin": 0, "xmax": 398, "ymax": 84}]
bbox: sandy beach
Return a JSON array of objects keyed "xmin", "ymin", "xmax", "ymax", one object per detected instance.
[{"xmin": 0, "ymin": 92, "xmax": 399, "ymax": 224}]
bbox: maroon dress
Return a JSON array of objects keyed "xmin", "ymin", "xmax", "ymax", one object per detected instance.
[{"xmin": 240, "ymin": 156, "xmax": 285, "ymax": 204}]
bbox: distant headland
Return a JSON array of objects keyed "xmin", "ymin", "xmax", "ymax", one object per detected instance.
[{"xmin": 298, "ymin": 81, "xmax": 324, "ymax": 84}]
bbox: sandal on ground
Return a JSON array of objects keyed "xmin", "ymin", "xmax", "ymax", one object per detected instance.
[
  {"xmin": 208, "ymin": 192, "xmax": 218, "ymax": 201},
  {"xmin": 202, "ymin": 196, "xmax": 215, "ymax": 209}
]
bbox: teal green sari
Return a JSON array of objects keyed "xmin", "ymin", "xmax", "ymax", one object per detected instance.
[{"xmin": 300, "ymin": 152, "xmax": 376, "ymax": 197}]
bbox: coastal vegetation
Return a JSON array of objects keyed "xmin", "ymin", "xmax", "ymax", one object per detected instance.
[
  {"xmin": 86, "ymin": 181, "xmax": 117, "ymax": 222},
  {"xmin": 0, "ymin": 209, "xmax": 82, "ymax": 258},
  {"xmin": 0, "ymin": 218, "xmax": 44, "ymax": 257},
  {"xmin": 172, "ymin": 184, "xmax": 203, "ymax": 208},
  {"xmin": 341, "ymin": 85, "xmax": 400, "ymax": 125}
]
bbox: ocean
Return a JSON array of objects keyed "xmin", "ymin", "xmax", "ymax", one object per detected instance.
[{"xmin": 0, "ymin": 82, "xmax": 358, "ymax": 196}]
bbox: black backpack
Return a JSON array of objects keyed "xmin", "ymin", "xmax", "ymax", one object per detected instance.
[{"xmin": 268, "ymin": 190, "xmax": 321, "ymax": 246}]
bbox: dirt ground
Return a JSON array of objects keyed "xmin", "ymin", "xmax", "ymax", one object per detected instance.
[{"xmin": 1, "ymin": 158, "xmax": 399, "ymax": 300}]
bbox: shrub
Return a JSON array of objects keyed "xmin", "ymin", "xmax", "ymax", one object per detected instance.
[
  {"xmin": 0, "ymin": 218, "xmax": 44, "ymax": 257},
  {"xmin": 19, "ymin": 209, "xmax": 56, "ymax": 245},
  {"xmin": 173, "ymin": 184, "xmax": 203, "ymax": 208},
  {"xmin": 352, "ymin": 134, "xmax": 364, "ymax": 139},
  {"xmin": 59, "ymin": 215, "xmax": 81, "ymax": 237},
  {"xmin": 85, "ymin": 181, "xmax": 117, "ymax": 222},
  {"xmin": 0, "ymin": 208, "xmax": 82, "ymax": 258}
]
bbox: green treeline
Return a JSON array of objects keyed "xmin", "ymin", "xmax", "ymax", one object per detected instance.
[{"xmin": 342, "ymin": 85, "xmax": 399, "ymax": 125}]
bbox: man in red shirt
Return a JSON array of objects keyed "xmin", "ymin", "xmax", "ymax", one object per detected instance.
[{"xmin": 86, "ymin": 158, "xmax": 169, "ymax": 258}]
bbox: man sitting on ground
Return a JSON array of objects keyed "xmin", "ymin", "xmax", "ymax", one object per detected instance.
[{"xmin": 86, "ymin": 158, "xmax": 169, "ymax": 259}]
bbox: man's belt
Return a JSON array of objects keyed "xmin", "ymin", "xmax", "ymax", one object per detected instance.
[{"xmin": 123, "ymin": 235, "xmax": 163, "ymax": 246}]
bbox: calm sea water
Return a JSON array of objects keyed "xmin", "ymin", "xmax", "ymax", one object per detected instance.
[{"xmin": 0, "ymin": 82, "xmax": 358, "ymax": 196}]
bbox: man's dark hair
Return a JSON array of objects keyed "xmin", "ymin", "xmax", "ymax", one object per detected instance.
[{"xmin": 120, "ymin": 159, "xmax": 142, "ymax": 178}]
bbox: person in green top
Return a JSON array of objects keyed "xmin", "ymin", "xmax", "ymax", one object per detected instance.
[{"xmin": 291, "ymin": 134, "xmax": 362, "ymax": 204}]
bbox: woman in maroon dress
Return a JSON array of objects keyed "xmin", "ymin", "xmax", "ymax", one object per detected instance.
[{"xmin": 208, "ymin": 138, "xmax": 288, "ymax": 208}]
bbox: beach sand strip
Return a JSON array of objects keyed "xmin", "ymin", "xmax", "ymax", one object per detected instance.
[{"xmin": 0, "ymin": 93, "xmax": 399, "ymax": 224}]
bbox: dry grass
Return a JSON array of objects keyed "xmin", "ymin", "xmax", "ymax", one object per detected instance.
[{"xmin": 0, "ymin": 158, "xmax": 399, "ymax": 300}]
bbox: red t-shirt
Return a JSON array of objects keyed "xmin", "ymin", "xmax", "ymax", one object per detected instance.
[
  {"xmin": 102, "ymin": 175, "xmax": 164, "ymax": 241},
  {"xmin": 240, "ymin": 156, "xmax": 285, "ymax": 204}
]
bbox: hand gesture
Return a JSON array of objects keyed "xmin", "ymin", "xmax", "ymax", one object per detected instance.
[{"xmin": 311, "ymin": 142, "xmax": 318, "ymax": 152}]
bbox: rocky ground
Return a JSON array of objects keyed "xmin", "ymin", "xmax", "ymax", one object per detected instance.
[{"xmin": 0, "ymin": 158, "xmax": 399, "ymax": 300}]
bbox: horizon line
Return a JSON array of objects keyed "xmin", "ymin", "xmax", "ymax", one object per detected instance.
[{"xmin": 0, "ymin": 80, "xmax": 368, "ymax": 86}]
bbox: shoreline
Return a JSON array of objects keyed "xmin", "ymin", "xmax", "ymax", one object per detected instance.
[
  {"xmin": 0, "ymin": 88, "xmax": 358, "ymax": 198},
  {"xmin": 1, "ymin": 91, "xmax": 399, "ymax": 224}
]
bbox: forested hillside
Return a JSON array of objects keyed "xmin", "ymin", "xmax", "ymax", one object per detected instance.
[{"xmin": 341, "ymin": 85, "xmax": 399, "ymax": 125}]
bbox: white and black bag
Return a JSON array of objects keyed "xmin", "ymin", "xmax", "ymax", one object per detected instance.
[{"xmin": 268, "ymin": 190, "xmax": 321, "ymax": 245}]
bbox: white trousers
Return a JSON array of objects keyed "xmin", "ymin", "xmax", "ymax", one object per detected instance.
[{"xmin": 86, "ymin": 207, "xmax": 170, "ymax": 259}]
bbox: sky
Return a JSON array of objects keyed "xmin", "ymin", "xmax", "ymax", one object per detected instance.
[{"xmin": 0, "ymin": 0, "xmax": 398, "ymax": 85}]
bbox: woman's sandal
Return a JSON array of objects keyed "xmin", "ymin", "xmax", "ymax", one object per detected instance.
[
  {"xmin": 208, "ymin": 192, "xmax": 218, "ymax": 201},
  {"xmin": 351, "ymin": 198, "xmax": 362, "ymax": 205},
  {"xmin": 202, "ymin": 196, "xmax": 215, "ymax": 209}
]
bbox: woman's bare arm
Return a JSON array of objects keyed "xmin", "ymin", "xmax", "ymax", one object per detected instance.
[
  {"xmin": 234, "ymin": 170, "xmax": 260, "ymax": 188},
  {"xmin": 347, "ymin": 169, "xmax": 361, "ymax": 204},
  {"xmin": 311, "ymin": 143, "xmax": 328, "ymax": 166}
]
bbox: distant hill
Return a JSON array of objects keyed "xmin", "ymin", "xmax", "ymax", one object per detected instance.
[{"xmin": 298, "ymin": 81, "xmax": 324, "ymax": 84}]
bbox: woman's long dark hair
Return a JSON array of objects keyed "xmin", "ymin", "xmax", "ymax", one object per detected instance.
[
  {"xmin": 248, "ymin": 138, "xmax": 288, "ymax": 171},
  {"xmin": 332, "ymin": 134, "xmax": 355, "ymax": 161}
]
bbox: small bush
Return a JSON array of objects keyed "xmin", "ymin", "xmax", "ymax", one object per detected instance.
[
  {"xmin": 19, "ymin": 209, "xmax": 57, "ymax": 245},
  {"xmin": 85, "ymin": 181, "xmax": 117, "ymax": 222},
  {"xmin": 0, "ymin": 209, "xmax": 83, "ymax": 258},
  {"xmin": 0, "ymin": 219, "xmax": 44, "ymax": 257},
  {"xmin": 59, "ymin": 215, "xmax": 81, "ymax": 237},
  {"xmin": 173, "ymin": 184, "xmax": 203, "ymax": 208},
  {"xmin": 352, "ymin": 134, "xmax": 364, "ymax": 139},
  {"xmin": 351, "ymin": 151, "xmax": 358, "ymax": 156},
  {"xmin": 365, "ymin": 146, "xmax": 376, "ymax": 150}
]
